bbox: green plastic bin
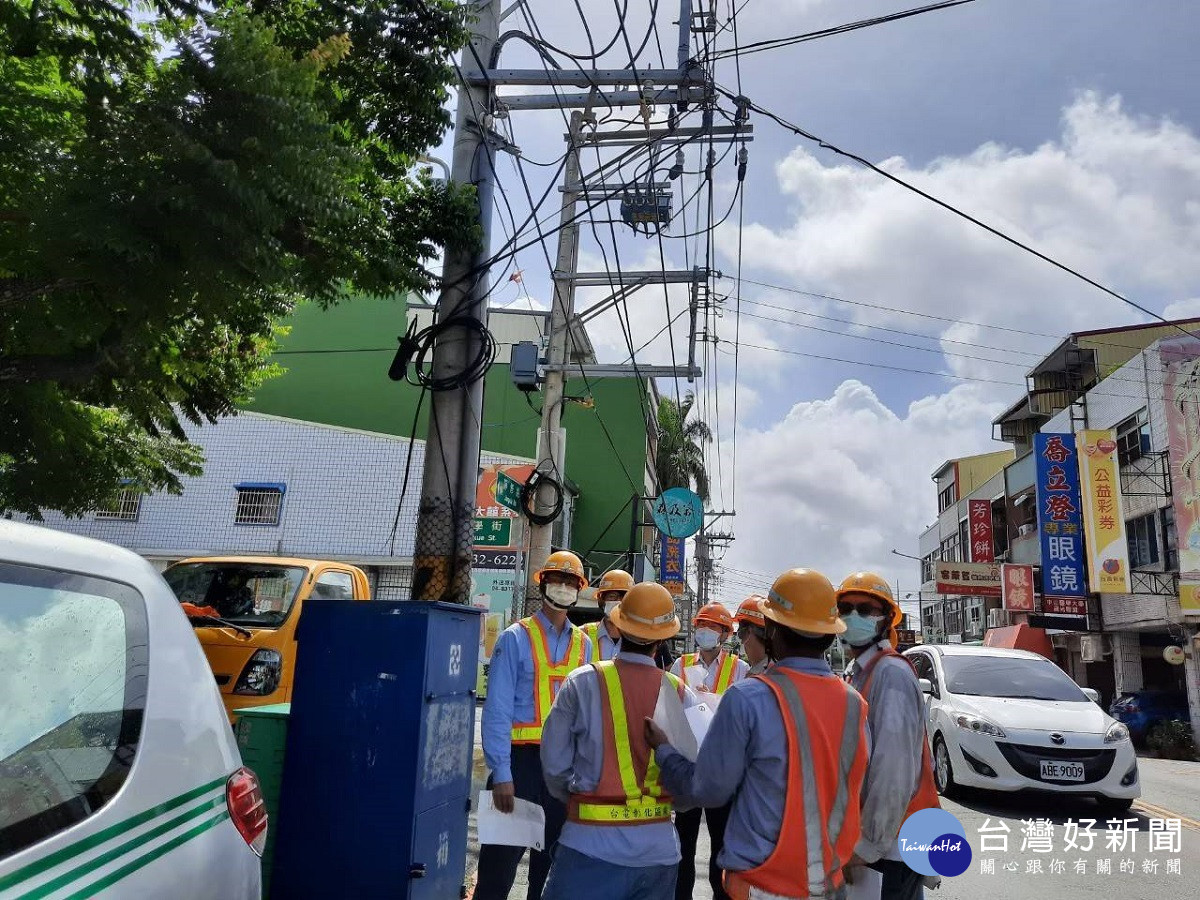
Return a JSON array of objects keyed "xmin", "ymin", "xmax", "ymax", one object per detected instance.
[{"xmin": 234, "ymin": 703, "xmax": 291, "ymax": 898}]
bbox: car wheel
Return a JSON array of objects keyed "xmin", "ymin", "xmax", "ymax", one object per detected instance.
[
  {"xmin": 1097, "ymin": 797, "xmax": 1134, "ymax": 816},
  {"xmin": 933, "ymin": 734, "xmax": 960, "ymax": 799}
]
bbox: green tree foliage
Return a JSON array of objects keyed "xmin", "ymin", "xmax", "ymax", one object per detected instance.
[
  {"xmin": 655, "ymin": 392, "xmax": 712, "ymax": 503},
  {"xmin": 0, "ymin": 1, "xmax": 476, "ymax": 516}
]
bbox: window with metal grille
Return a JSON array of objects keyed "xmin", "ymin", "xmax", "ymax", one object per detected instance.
[
  {"xmin": 1127, "ymin": 512, "xmax": 1159, "ymax": 569},
  {"xmin": 937, "ymin": 483, "xmax": 956, "ymax": 512},
  {"xmin": 234, "ymin": 486, "xmax": 284, "ymax": 526},
  {"xmin": 1161, "ymin": 506, "xmax": 1178, "ymax": 571},
  {"xmin": 94, "ymin": 488, "xmax": 142, "ymax": 521},
  {"xmin": 1116, "ymin": 411, "xmax": 1151, "ymax": 467}
]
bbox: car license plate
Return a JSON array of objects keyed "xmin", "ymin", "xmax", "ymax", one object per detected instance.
[{"xmin": 1040, "ymin": 760, "xmax": 1085, "ymax": 781}]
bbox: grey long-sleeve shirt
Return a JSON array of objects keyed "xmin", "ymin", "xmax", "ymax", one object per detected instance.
[{"xmin": 846, "ymin": 641, "xmax": 928, "ymax": 863}]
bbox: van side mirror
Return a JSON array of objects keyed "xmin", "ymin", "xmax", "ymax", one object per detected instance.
[
  {"xmin": 919, "ymin": 678, "xmax": 935, "ymax": 695},
  {"xmin": 1081, "ymin": 687, "xmax": 1100, "ymax": 704}
]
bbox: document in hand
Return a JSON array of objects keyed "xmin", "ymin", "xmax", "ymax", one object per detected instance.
[
  {"xmin": 652, "ymin": 677, "xmax": 700, "ymax": 762},
  {"xmin": 684, "ymin": 665, "xmax": 708, "ymax": 688},
  {"xmin": 476, "ymin": 790, "xmax": 546, "ymax": 851},
  {"xmin": 684, "ymin": 702, "xmax": 716, "ymax": 747}
]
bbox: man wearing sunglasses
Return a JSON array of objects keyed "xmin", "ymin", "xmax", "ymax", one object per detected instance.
[{"xmin": 837, "ymin": 573, "xmax": 940, "ymax": 900}]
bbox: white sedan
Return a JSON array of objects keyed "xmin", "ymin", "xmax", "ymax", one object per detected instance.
[{"xmin": 904, "ymin": 645, "xmax": 1139, "ymax": 814}]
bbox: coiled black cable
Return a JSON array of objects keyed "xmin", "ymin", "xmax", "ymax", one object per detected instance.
[
  {"xmin": 521, "ymin": 467, "xmax": 564, "ymax": 526},
  {"xmin": 387, "ymin": 314, "xmax": 496, "ymax": 391}
]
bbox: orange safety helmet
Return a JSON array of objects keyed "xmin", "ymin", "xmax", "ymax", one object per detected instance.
[
  {"xmin": 762, "ymin": 569, "xmax": 845, "ymax": 635},
  {"xmin": 534, "ymin": 550, "xmax": 589, "ymax": 588},
  {"xmin": 694, "ymin": 601, "xmax": 734, "ymax": 632},
  {"xmin": 836, "ymin": 572, "xmax": 901, "ymax": 623},
  {"xmin": 735, "ymin": 595, "xmax": 766, "ymax": 628},
  {"xmin": 608, "ymin": 582, "xmax": 680, "ymax": 642},
  {"xmin": 595, "ymin": 569, "xmax": 634, "ymax": 596}
]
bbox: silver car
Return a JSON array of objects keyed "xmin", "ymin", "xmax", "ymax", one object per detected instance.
[{"xmin": 0, "ymin": 521, "xmax": 264, "ymax": 898}]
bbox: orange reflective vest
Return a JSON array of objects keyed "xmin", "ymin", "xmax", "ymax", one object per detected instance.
[
  {"xmin": 511, "ymin": 616, "xmax": 586, "ymax": 745},
  {"xmin": 583, "ymin": 620, "xmax": 617, "ymax": 663},
  {"xmin": 724, "ymin": 668, "xmax": 869, "ymax": 900},
  {"xmin": 857, "ymin": 647, "xmax": 942, "ymax": 821},
  {"xmin": 679, "ymin": 650, "xmax": 738, "ymax": 694},
  {"xmin": 568, "ymin": 660, "xmax": 684, "ymax": 825}
]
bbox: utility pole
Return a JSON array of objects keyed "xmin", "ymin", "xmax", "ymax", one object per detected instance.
[
  {"xmin": 524, "ymin": 111, "xmax": 585, "ymax": 610},
  {"xmin": 411, "ymin": 0, "xmax": 500, "ymax": 604}
]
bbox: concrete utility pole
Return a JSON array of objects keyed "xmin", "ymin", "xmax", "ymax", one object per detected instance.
[
  {"xmin": 411, "ymin": 0, "xmax": 500, "ymax": 604},
  {"xmin": 525, "ymin": 111, "xmax": 585, "ymax": 607}
]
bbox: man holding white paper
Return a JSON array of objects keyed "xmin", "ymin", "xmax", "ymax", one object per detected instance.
[{"xmin": 540, "ymin": 582, "xmax": 703, "ymax": 900}]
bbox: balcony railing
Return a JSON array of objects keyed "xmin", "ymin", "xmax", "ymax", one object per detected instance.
[
  {"xmin": 1121, "ymin": 451, "xmax": 1170, "ymax": 498},
  {"xmin": 1130, "ymin": 570, "xmax": 1178, "ymax": 597}
]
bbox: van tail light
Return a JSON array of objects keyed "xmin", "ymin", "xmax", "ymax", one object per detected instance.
[{"xmin": 227, "ymin": 767, "xmax": 268, "ymax": 856}]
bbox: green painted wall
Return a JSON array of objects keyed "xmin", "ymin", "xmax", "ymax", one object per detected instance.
[{"xmin": 246, "ymin": 297, "xmax": 650, "ymax": 570}]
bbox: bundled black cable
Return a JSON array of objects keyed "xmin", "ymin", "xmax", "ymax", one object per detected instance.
[
  {"xmin": 387, "ymin": 314, "xmax": 496, "ymax": 391},
  {"xmin": 521, "ymin": 467, "xmax": 564, "ymax": 526}
]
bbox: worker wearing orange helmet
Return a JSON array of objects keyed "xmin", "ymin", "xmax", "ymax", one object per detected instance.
[
  {"xmin": 669, "ymin": 602, "xmax": 749, "ymax": 900},
  {"xmin": 478, "ymin": 550, "xmax": 593, "ymax": 900},
  {"xmin": 734, "ymin": 596, "xmax": 770, "ymax": 676},
  {"xmin": 541, "ymin": 582, "xmax": 704, "ymax": 898},
  {"xmin": 583, "ymin": 569, "xmax": 634, "ymax": 663},
  {"xmin": 647, "ymin": 568, "xmax": 870, "ymax": 900},
  {"xmin": 837, "ymin": 572, "xmax": 940, "ymax": 900}
]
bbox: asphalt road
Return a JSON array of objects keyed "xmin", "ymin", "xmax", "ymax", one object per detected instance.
[{"xmin": 466, "ymin": 719, "xmax": 1199, "ymax": 900}]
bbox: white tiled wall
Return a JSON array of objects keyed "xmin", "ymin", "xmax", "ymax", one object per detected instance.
[{"xmin": 26, "ymin": 413, "xmax": 527, "ymax": 570}]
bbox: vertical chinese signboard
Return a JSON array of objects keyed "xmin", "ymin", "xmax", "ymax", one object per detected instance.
[
  {"xmin": 1076, "ymin": 430, "xmax": 1131, "ymax": 594},
  {"xmin": 660, "ymin": 534, "xmax": 686, "ymax": 597},
  {"xmin": 1162, "ymin": 336, "xmax": 1200, "ymax": 613},
  {"xmin": 1001, "ymin": 564, "xmax": 1035, "ymax": 612},
  {"xmin": 969, "ymin": 499, "xmax": 994, "ymax": 562},
  {"xmin": 1034, "ymin": 434, "xmax": 1088, "ymax": 605}
]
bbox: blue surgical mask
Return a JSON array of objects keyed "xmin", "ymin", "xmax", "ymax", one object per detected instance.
[{"xmin": 840, "ymin": 612, "xmax": 886, "ymax": 648}]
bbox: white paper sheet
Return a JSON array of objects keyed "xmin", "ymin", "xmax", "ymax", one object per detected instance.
[
  {"xmin": 684, "ymin": 665, "xmax": 708, "ymax": 689},
  {"xmin": 684, "ymin": 702, "xmax": 716, "ymax": 747},
  {"xmin": 652, "ymin": 677, "xmax": 699, "ymax": 762},
  {"xmin": 843, "ymin": 865, "xmax": 882, "ymax": 900},
  {"xmin": 476, "ymin": 790, "xmax": 546, "ymax": 850}
]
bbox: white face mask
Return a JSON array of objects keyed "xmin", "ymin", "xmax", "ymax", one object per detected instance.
[
  {"xmin": 545, "ymin": 583, "xmax": 579, "ymax": 609},
  {"xmin": 694, "ymin": 627, "xmax": 722, "ymax": 651}
]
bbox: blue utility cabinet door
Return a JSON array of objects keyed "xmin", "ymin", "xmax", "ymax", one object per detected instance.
[
  {"xmin": 272, "ymin": 600, "xmax": 480, "ymax": 899},
  {"xmin": 408, "ymin": 798, "xmax": 473, "ymax": 900}
]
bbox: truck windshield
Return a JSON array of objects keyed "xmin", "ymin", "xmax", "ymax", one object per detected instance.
[{"xmin": 164, "ymin": 563, "xmax": 306, "ymax": 629}]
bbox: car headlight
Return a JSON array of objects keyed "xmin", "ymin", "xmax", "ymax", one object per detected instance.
[
  {"xmin": 1104, "ymin": 722, "xmax": 1131, "ymax": 744},
  {"xmin": 233, "ymin": 649, "xmax": 283, "ymax": 695},
  {"xmin": 954, "ymin": 713, "xmax": 1006, "ymax": 738}
]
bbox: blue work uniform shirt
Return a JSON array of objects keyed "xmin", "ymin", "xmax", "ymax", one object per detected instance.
[
  {"xmin": 541, "ymin": 651, "xmax": 702, "ymax": 867},
  {"xmin": 655, "ymin": 656, "xmax": 872, "ymax": 873},
  {"xmin": 481, "ymin": 609, "xmax": 592, "ymax": 784}
]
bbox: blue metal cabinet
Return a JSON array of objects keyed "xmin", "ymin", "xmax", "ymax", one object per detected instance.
[{"xmin": 271, "ymin": 601, "xmax": 481, "ymax": 899}]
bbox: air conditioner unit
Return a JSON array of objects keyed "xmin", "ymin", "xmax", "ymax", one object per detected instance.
[
  {"xmin": 1018, "ymin": 523, "xmax": 1035, "ymax": 536},
  {"xmin": 1080, "ymin": 634, "xmax": 1106, "ymax": 663},
  {"xmin": 987, "ymin": 608, "xmax": 1009, "ymax": 629}
]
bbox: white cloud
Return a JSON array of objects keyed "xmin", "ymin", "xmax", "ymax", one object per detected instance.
[{"xmin": 716, "ymin": 93, "xmax": 1200, "ymax": 597}]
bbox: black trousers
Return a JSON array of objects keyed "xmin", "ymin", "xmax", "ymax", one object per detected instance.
[
  {"xmin": 870, "ymin": 859, "xmax": 924, "ymax": 900},
  {"xmin": 673, "ymin": 804, "xmax": 731, "ymax": 900},
  {"xmin": 476, "ymin": 744, "xmax": 567, "ymax": 900}
]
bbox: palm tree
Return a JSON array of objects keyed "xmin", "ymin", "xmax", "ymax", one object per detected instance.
[{"xmin": 655, "ymin": 392, "xmax": 712, "ymax": 502}]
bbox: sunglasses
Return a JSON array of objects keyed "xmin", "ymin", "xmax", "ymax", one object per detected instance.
[{"xmin": 837, "ymin": 600, "xmax": 885, "ymax": 617}]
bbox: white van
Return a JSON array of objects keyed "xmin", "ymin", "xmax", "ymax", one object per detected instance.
[{"xmin": 0, "ymin": 522, "xmax": 264, "ymax": 898}]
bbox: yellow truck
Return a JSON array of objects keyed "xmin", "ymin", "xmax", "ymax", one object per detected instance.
[{"xmin": 163, "ymin": 556, "xmax": 371, "ymax": 721}]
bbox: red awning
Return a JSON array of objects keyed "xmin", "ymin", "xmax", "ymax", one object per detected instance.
[{"xmin": 982, "ymin": 624, "xmax": 1054, "ymax": 660}]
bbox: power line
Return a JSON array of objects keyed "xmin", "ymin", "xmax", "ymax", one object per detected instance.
[
  {"xmin": 714, "ymin": 0, "xmax": 979, "ymax": 59},
  {"xmin": 731, "ymin": 91, "xmax": 1200, "ymax": 343}
]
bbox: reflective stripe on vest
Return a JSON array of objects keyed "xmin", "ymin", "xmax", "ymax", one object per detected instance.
[
  {"xmin": 511, "ymin": 617, "xmax": 586, "ymax": 744},
  {"xmin": 569, "ymin": 661, "xmax": 676, "ymax": 825},
  {"xmin": 583, "ymin": 621, "xmax": 602, "ymax": 662},
  {"xmin": 858, "ymin": 648, "xmax": 942, "ymax": 821},
  {"xmin": 679, "ymin": 650, "xmax": 738, "ymax": 694},
  {"xmin": 724, "ymin": 669, "xmax": 868, "ymax": 900}
]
